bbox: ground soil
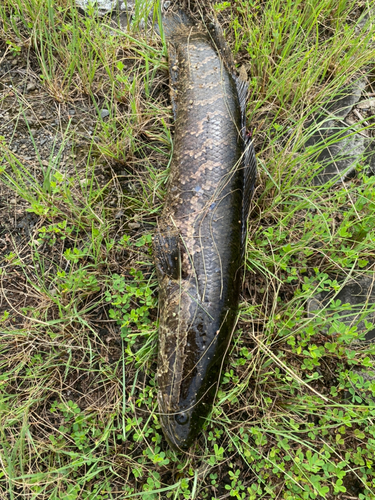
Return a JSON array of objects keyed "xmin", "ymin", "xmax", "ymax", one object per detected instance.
[{"xmin": 0, "ymin": 38, "xmax": 126, "ymax": 364}]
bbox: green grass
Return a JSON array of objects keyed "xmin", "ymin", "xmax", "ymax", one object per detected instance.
[{"xmin": 1, "ymin": 0, "xmax": 375, "ymax": 498}]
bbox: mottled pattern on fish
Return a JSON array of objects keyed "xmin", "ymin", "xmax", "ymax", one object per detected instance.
[{"xmin": 154, "ymin": 10, "xmax": 256, "ymax": 451}]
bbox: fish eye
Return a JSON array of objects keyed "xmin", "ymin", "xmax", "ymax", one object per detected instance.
[{"xmin": 175, "ymin": 412, "xmax": 189, "ymax": 425}]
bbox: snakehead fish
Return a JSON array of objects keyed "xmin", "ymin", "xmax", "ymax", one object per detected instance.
[{"xmin": 153, "ymin": 9, "xmax": 257, "ymax": 451}]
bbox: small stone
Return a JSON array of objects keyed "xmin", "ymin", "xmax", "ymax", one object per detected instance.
[
  {"xmin": 9, "ymin": 198, "xmax": 16, "ymax": 204},
  {"xmin": 345, "ymin": 115, "xmax": 356, "ymax": 126},
  {"xmin": 26, "ymin": 82, "xmax": 36, "ymax": 92},
  {"xmin": 321, "ymin": 79, "xmax": 366, "ymax": 120},
  {"xmin": 100, "ymin": 109, "xmax": 110, "ymax": 119},
  {"xmin": 304, "ymin": 81, "xmax": 370, "ymax": 185},
  {"xmin": 309, "ymin": 123, "xmax": 366, "ymax": 186},
  {"xmin": 75, "ymin": 0, "xmax": 118, "ymax": 16},
  {"xmin": 356, "ymin": 7, "xmax": 375, "ymax": 33},
  {"xmin": 363, "ymin": 139, "xmax": 375, "ymax": 174},
  {"xmin": 357, "ymin": 98, "xmax": 375, "ymax": 110}
]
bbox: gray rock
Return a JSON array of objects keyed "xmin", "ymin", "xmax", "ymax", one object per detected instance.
[
  {"xmin": 75, "ymin": 0, "xmax": 136, "ymax": 17},
  {"xmin": 363, "ymin": 139, "xmax": 375, "ymax": 174},
  {"xmin": 100, "ymin": 108, "xmax": 110, "ymax": 119},
  {"xmin": 119, "ymin": 0, "xmax": 135, "ymax": 11},
  {"xmin": 318, "ymin": 79, "xmax": 366, "ymax": 120},
  {"xmin": 307, "ymin": 277, "xmax": 375, "ymax": 342},
  {"xmin": 75, "ymin": 0, "xmax": 118, "ymax": 15},
  {"xmin": 356, "ymin": 6, "xmax": 375, "ymax": 33},
  {"xmin": 306, "ymin": 120, "xmax": 366, "ymax": 185},
  {"xmin": 304, "ymin": 79, "xmax": 370, "ymax": 185}
]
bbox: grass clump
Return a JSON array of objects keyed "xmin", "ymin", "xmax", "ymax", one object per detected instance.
[{"xmin": 1, "ymin": 0, "xmax": 375, "ymax": 498}]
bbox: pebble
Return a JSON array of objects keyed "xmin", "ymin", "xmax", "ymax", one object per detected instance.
[
  {"xmin": 357, "ymin": 98, "xmax": 375, "ymax": 109},
  {"xmin": 100, "ymin": 109, "xmax": 110, "ymax": 119},
  {"xmin": 26, "ymin": 82, "xmax": 36, "ymax": 92},
  {"xmin": 75, "ymin": 0, "xmax": 119, "ymax": 15}
]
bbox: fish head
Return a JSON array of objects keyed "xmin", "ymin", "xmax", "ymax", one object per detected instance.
[
  {"xmin": 158, "ymin": 394, "xmax": 199, "ymax": 451},
  {"xmin": 156, "ymin": 280, "xmax": 222, "ymax": 451},
  {"xmin": 157, "ymin": 324, "xmax": 217, "ymax": 452}
]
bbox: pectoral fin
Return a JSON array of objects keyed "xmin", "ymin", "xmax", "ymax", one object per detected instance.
[{"xmin": 153, "ymin": 230, "xmax": 181, "ymax": 280}]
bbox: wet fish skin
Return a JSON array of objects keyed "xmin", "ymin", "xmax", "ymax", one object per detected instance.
[{"xmin": 154, "ymin": 11, "xmax": 256, "ymax": 451}]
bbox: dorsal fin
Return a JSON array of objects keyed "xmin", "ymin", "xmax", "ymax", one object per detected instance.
[
  {"xmin": 204, "ymin": 16, "xmax": 257, "ymax": 243},
  {"xmin": 234, "ymin": 76, "xmax": 257, "ymax": 257},
  {"xmin": 205, "ymin": 17, "xmax": 236, "ymax": 74}
]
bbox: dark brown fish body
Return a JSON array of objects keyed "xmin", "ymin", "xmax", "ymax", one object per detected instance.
[{"xmin": 154, "ymin": 10, "xmax": 256, "ymax": 451}]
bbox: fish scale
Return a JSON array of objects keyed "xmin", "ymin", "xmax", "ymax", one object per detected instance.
[{"xmin": 153, "ymin": 9, "xmax": 257, "ymax": 451}]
